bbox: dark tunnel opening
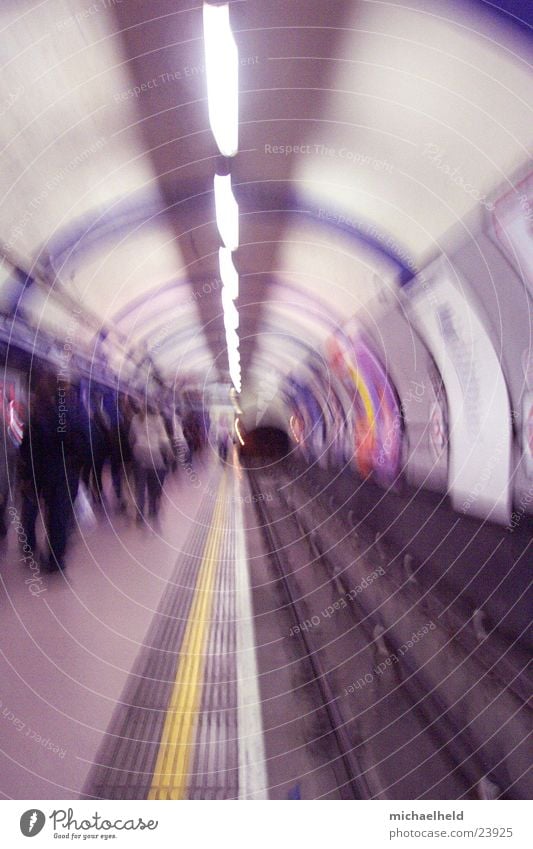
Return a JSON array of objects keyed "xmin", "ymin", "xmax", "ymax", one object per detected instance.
[{"xmin": 239, "ymin": 426, "xmax": 290, "ymax": 468}]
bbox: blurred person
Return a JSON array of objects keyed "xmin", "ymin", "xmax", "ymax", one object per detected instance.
[
  {"xmin": 160, "ymin": 401, "xmax": 178, "ymax": 472},
  {"xmin": 161, "ymin": 401, "xmax": 174, "ymax": 444},
  {"xmin": 203, "ymin": 409, "xmax": 211, "ymax": 445},
  {"xmin": 172, "ymin": 409, "xmax": 190, "ymax": 468},
  {"xmin": 105, "ymin": 392, "xmax": 131, "ymax": 511},
  {"xmin": 82, "ymin": 389, "xmax": 131, "ymax": 512},
  {"xmin": 115, "ymin": 395, "xmax": 136, "ymax": 510},
  {"xmin": 81, "ymin": 391, "xmax": 111, "ymax": 509},
  {"xmin": 19, "ymin": 374, "xmax": 90, "ymax": 572},
  {"xmin": 129, "ymin": 403, "xmax": 173, "ymax": 524},
  {"xmin": 183, "ymin": 410, "xmax": 200, "ymax": 457},
  {"xmin": 217, "ymin": 419, "xmax": 232, "ymax": 463}
]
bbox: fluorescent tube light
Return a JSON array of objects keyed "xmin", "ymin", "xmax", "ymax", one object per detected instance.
[
  {"xmin": 219, "ymin": 247, "xmax": 239, "ymax": 299},
  {"xmin": 214, "ymin": 173, "xmax": 239, "ymax": 250},
  {"xmin": 230, "ymin": 370, "xmax": 241, "ymax": 392},
  {"xmin": 224, "ymin": 313, "xmax": 239, "ymax": 334},
  {"xmin": 222, "ymin": 286, "xmax": 239, "ymax": 330},
  {"xmin": 203, "ymin": 3, "xmax": 238, "ymax": 157},
  {"xmin": 226, "ymin": 327, "xmax": 239, "ymax": 352}
]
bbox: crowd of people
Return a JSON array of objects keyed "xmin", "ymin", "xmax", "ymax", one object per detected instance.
[{"xmin": 0, "ymin": 372, "xmax": 210, "ymax": 573}]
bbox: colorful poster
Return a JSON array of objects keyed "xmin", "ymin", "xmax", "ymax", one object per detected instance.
[{"xmin": 325, "ymin": 330, "xmax": 403, "ymax": 484}]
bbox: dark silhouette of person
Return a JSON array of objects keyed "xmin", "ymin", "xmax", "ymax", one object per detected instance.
[{"xmin": 19, "ymin": 374, "xmax": 89, "ymax": 572}]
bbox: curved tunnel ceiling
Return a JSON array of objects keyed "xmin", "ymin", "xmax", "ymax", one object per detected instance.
[{"xmin": 0, "ymin": 0, "xmax": 531, "ymax": 412}]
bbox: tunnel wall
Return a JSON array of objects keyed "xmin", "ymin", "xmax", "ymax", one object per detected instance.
[
  {"xmin": 363, "ymin": 306, "xmax": 449, "ymax": 494},
  {"xmin": 281, "ymin": 169, "xmax": 532, "ymax": 524}
]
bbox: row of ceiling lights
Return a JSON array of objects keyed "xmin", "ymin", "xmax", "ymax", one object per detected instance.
[{"xmin": 203, "ymin": 2, "xmax": 241, "ymax": 393}]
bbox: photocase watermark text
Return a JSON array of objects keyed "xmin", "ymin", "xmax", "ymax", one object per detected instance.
[
  {"xmin": 265, "ymin": 143, "xmax": 393, "ymax": 172},
  {"xmin": 8, "ymin": 507, "xmax": 46, "ymax": 596},
  {"xmin": 343, "ymin": 621, "xmax": 436, "ymax": 694},
  {"xmin": 289, "ymin": 566, "xmax": 385, "ymax": 637}
]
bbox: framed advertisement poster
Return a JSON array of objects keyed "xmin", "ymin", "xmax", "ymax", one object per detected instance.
[{"xmin": 404, "ymin": 257, "xmax": 512, "ymax": 523}]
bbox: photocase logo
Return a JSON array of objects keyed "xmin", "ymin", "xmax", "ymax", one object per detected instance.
[{"xmin": 20, "ymin": 810, "xmax": 46, "ymax": 837}]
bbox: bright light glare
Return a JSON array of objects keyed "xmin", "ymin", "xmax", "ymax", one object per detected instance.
[
  {"xmin": 222, "ymin": 286, "xmax": 239, "ymax": 329},
  {"xmin": 290, "ymin": 414, "xmax": 300, "ymax": 444},
  {"xmin": 229, "ymin": 359, "xmax": 240, "ymax": 378},
  {"xmin": 235, "ymin": 417, "xmax": 245, "ymax": 446},
  {"xmin": 226, "ymin": 327, "xmax": 239, "ymax": 353},
  {"xmin": 203, "ymin": 3, "xmax": 238, "ymax": 157},
  {"xmin": 219, "ymin": 247, "xmax": 239, "ymax": 299},
  {"xmin": 214, "ymin": 173, "xmax": 239, "ymax": 250},
  {"xmin": 224, "ymin": 313, "xmax": 238, "ymax": 333},
  {"xmin": 224, "ymin": 315, "xmax": 238, "ymax": 335},
  {"xmin": 227, "ymin": 343, "xmax": 240, "ymax": 369},
  {"xmin": 228, "ymin": 344, "xmax": 241, "ymax": 390}
]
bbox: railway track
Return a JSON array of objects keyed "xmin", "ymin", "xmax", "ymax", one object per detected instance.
[{"xmin": 247, "ymin": 463, "xmax": 532, "ymax": 800}]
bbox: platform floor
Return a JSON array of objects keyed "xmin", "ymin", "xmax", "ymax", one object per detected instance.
[{"xmin": 0, "ymin": 452, "xmax": 266, "ymax": 800}]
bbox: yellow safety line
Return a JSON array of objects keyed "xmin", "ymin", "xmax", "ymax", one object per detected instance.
[{"xmin": 148, "ymin": 474, "xmax": 227, "ymax": 799}]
